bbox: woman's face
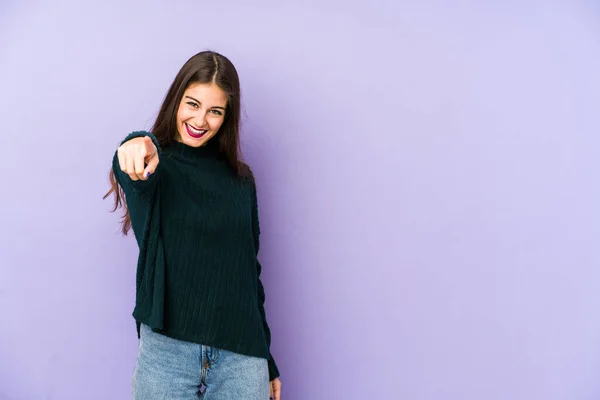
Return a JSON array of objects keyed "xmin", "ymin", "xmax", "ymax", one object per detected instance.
[{"xmin": 175, "ymin": 82, "xmax": 228, "ymax": 147}]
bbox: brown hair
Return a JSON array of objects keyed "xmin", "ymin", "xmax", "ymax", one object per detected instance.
[{"xmin": 104, "ymin": 50, "xmax": 253, "ymax": 234}]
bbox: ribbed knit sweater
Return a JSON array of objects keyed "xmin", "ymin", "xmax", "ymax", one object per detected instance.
[{"xmin": 112, "ymin": 131, "xmax": 279, "ymax": 380}]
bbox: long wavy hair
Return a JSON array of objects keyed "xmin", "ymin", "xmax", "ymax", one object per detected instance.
[{"xmin": 104, "ymin": 50, "xmax": 252, "ymax": 234}]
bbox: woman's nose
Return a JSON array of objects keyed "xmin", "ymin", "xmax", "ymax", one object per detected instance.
[{"xmin": 195, "ymin": 112, "xmax": 207, "ymax": 127}]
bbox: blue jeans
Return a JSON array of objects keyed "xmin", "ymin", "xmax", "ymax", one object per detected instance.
[{"xmin": 132, "ymin": 323, "xmax": 270, "ymax": 399}]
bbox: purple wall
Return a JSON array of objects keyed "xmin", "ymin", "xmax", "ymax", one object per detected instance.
[{"xmin": 1, "ymin": 1, "xmax": 599, "ymax": 399}]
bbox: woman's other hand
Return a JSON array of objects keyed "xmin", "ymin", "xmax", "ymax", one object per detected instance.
[{"xmin": 270, "ymin": 377, "xmax": 281, "ymax": 400}]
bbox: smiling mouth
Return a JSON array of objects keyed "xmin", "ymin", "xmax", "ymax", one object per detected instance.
[{"xmin": 185, "ymin": 123, "xmax": 208, "ymax": 139}]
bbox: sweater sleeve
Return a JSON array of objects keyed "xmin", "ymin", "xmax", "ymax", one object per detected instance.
[
  {"xmin": 111, "ymin": 131, "xmax": 162, "ymax": 200},
  {"xmin": 251, "ymin": 183, "xmax": 281, "ymax": 381}
]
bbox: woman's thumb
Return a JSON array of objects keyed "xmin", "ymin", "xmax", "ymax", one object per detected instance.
[{"xmin": 143, "ymin": 136, "xmax": 154, "ymax": 150}]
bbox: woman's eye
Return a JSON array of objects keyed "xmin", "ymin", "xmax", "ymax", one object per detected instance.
[
  {"xmin": 187, "ymin": 101, "xmax": 199, "ymax": 108},
  {"xmin": 210, "ymin": 109, "xmax": 223, "ymax": 116}
]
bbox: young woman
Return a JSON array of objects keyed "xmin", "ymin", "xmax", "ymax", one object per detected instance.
[{"xmin": 105, "ymin": 51, "xmax": 282, "ymax": 400}]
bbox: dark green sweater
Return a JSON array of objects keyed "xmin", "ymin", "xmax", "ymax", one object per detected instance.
[{"xmin": 112, "ymin": 131, "xmax": 279, "ymax": 380}]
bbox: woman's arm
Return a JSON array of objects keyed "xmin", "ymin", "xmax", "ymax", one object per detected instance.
[{"xmin": 251, "ymin": 182, "xmax": 281, "ymax": 382}]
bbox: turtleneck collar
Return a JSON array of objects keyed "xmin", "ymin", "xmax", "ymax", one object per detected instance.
[{"xmin": 170, "ymin": 139, "xmax": 220, "ymax": 160}]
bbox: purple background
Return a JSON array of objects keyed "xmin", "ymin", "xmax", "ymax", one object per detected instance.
[{"xmin": 1, "ymin": 1, "xmax": 599, "ymax": 399}]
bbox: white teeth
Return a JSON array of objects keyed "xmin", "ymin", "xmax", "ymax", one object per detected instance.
[{"xmin": 187, "ymin": 123, "xmax": 206, "ymax": 134}]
